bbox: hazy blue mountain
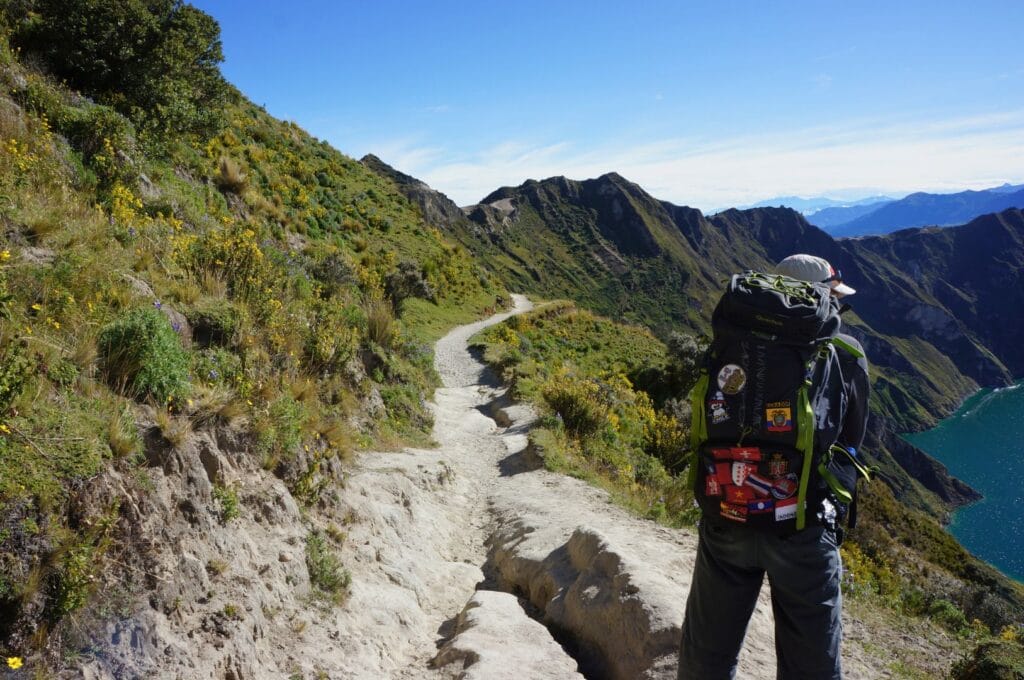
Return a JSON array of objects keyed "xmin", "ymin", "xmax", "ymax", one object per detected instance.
[
  {"xmin": 988, "ymin": 182, "xmax": 1024, "ymax": 194},
  {"xmin": 806, "ymin": 199, "xmax": 895, "ymax": 228},
  {"xmin": 825, "ymin": 187, "xmax": 1024, "ymax": 237},
  {"xmin": 743, "ymin": 194, "xmax": 893, "ymax": 214}
]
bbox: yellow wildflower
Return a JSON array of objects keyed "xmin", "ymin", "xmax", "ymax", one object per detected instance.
[
  {"xmin": 31, "ymin": 303, "xmax": 41, "ymax": 311},
  {"xmin": 0, "ymin": 423, "xmax": 11, "ymax": 434},
  {"xmin": 0, "ymin": 249, "xmax": 10, "ymax": 261},
  {"xmin": 6, "ymin": 657, "xmax": 23, "ymax": 669}
]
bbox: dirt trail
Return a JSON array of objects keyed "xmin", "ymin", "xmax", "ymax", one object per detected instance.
[{"xmin": 321, "ymin": 295, "xmax": 889, "ymax": 679}]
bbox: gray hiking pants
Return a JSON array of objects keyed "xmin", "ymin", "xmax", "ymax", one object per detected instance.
[{"xmin": 677, "ymin": 520, "xmax": 843, "ymax": 680}]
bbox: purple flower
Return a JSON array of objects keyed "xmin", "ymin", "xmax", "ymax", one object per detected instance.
[
  {"xmin": 208, "ymin": 369, "xmax": 219, "ymax": 380},
  {"xmin": 128, "ymin": 228, "xmax": 136, "ymax": 237},
  {"xmin": 171, "ymin": 322, "xmax": 182, "ymax": 332},
  {"xmin": 153, "ymin": 300, "xmax": 162, "ymax": 310}
]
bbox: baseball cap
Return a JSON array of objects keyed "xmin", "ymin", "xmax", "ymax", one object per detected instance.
[{"xmin": 776, "ymin": 254, "xmax": 856, "ymax": 297}]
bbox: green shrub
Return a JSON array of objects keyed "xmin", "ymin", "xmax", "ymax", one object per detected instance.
[
  {"xmin": 928, "ymin": 597, "xmax": 969, "ymax": 633},
  {"xmin": 98, "ymin": 307, "xmax": 190, "ymax": 403},
  {"xmin": 193, "ymin": 347, "xmax": 243, "ymax": 386},
  {"xmin": 61, "ymin": 103, "xmax": 138, "ymax": 189},
  {"xmin": 0, "ymin": 341, "xmax": 33, "ymax": 414},
  {"xmin": 50, "ymin": 542, "xmax": 97, "ymax": 619},
  {"xmin": 212, "ymin": 483, "xmax": 240, "ymax": 523},
  {"xmin": 12, "ymin": 0, "xmax": 230, "ymax": 140},
  {"xmin": 951, "ymin": 640, "xmax": 1024, "ymax": 680},
  {"xmin": 542, "ymin": 373, "xmax": 608, "ymax": 437},
  {"xmin": 305, "ymin": 298, "xmax": 362, "ymax": 370},
  {"xmin": 48, "ymin": 357, "xmax": 78, "ymax": 387},
  {"xmin": 306, "ymin": 530, "xmax": 350, "ymax": 603}
]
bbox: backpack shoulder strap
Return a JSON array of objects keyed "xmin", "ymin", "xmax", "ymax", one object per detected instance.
[
  {"xmin": 831, "ymin": 335, "xmax": 865, "ymax": 359},
  {"xmin": 686, "ymin": 367, "xmax": 710, "ymax": 489}
]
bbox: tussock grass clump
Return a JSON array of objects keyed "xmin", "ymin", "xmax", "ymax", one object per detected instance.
[
  {"xmin": 215, "ymin": 156, "xmax": 247, "ymax": 194},
  {"xmin": 98, "ymin": 308, "xmax": 190, "ymax": 404},
  {"xmin": 365, "ymin": 296, "xmax": 394, "ymax": 348}
]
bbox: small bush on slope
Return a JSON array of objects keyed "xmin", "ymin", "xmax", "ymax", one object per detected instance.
[{"xmin": 98, "ymin": 307, "xmax": 191, "ymax": 404}]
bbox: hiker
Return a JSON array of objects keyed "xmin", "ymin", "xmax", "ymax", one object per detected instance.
[{"xmin": 677, "ymin": 254, "xmax": 871, "ymax": 680}]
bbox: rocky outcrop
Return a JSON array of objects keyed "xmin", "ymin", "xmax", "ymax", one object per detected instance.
[{"xmin": 360, "ymin": 154, "xmax": 467, "ymax": 228}]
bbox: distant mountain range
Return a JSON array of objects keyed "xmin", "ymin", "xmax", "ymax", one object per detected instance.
[
  {"xmin": 822, "ymin": 185, "xmax": 1024, "ymax": 237},
  {"xmin": 750, "ymin": 183, "xmax": 1024, "ymax": 237},
  {"xmin": 743, "ymin": 195, "xmax": 894, "ymax": 214}
]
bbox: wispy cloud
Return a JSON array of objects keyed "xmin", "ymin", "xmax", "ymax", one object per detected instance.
[
  {"xmin": 368, "ymin": 110, "xmax": 1024, "ymax": 210},
  {"xmin": 811, "ymin": 74, "xmax": 833, "ymax": 88}
]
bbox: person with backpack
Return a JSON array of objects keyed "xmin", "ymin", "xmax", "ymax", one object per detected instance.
[{"xmin": 677, "ymin": 254, "xmax": 871, "ymax": 680}]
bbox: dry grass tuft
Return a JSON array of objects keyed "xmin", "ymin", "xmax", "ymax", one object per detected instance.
[
  {"xmin": 155, "ymin": 407, "xmax": 191, "ymax": 448},
  {"xmin": 189, "ymin": 384, "xmax": 247, "ymax": 430},
  {"xmin": 215, "ymin": 156, "xmax": 247, "ymax": 194},
  {"xmin": 366, "ymin": 296, "xmax": 394, "ymax": 348}
]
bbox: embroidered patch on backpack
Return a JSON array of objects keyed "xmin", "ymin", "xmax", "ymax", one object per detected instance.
[
  {"xmin": 767, "ymin": 452, "xmax": 789, "ymax": 478},
  {"xmin": 765, "ymin": 401, "xmax": 792, "ymax": 432},
  {"xmin": 774, "ymin": 497, "xmax": 798, "ymax": 522},
  {"xmin": 717, "ymin": 364, "xmax": 746, "ymax": 395}
]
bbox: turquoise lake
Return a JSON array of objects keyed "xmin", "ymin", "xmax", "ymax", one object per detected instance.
[{"xmin": 904, "ymin": 381, "xmax": 1024, "ymax": 582}]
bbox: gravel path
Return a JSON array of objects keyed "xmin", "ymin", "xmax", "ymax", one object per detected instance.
[{"xmin": 304, "ymin": 294, "xmax": 894, "ymax": 679}]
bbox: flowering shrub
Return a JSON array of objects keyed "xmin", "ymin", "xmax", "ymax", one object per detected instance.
[{"xmin": 542, "ymin": 369, "xmax": 609, "ymax": 438}]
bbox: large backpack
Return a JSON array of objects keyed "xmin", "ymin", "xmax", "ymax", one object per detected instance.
[{"xmin": 687, "ymin": 272, "xmax": 870, "ymax": 533}]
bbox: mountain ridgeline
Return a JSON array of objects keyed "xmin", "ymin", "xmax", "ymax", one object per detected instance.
[
  {"xmin": 809, "ymin": 184, "xmax": 1024, "ymax": 236},
  {"xmin": 363, "ymin": 157, "xmax": 1024, "ymax": 518}
]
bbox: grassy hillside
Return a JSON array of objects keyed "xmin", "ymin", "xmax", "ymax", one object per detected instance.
[
  {"xmin": 0, "ymin": 10, "xmax": 504, "ymax": 668},
  {"xmin": 471, "ymin": 301, "xmax": 694, "ymax": 524}
]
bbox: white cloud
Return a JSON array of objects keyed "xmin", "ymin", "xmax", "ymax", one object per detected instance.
[{"xmin": 359, "ymin": 110, "xmax": 1024, "ymax": 210}]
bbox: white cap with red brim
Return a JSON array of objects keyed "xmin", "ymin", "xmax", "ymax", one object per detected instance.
[{"xmin": 775, "ymin": 254, "xmax": 856, "ymax": 297}]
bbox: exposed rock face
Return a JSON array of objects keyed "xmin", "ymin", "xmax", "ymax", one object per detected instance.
[{"xmin": 360, "ymin": 154, "xmax": 467, "ymax": 228}]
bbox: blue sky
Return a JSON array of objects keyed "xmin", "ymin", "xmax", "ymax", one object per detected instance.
[{"xmin": 193, "ymin": 1, "xmax": 1024, "ymax": 210}]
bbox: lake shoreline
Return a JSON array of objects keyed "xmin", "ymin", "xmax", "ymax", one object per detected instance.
[{"xmin": 902, "ymin": 379, "xmax": 1024, "ymax": 583}]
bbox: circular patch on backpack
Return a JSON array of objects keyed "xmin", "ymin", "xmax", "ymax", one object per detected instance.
[{"xmin": 717, "ymin": 364, "xmax": 746, "ymax": 394}]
